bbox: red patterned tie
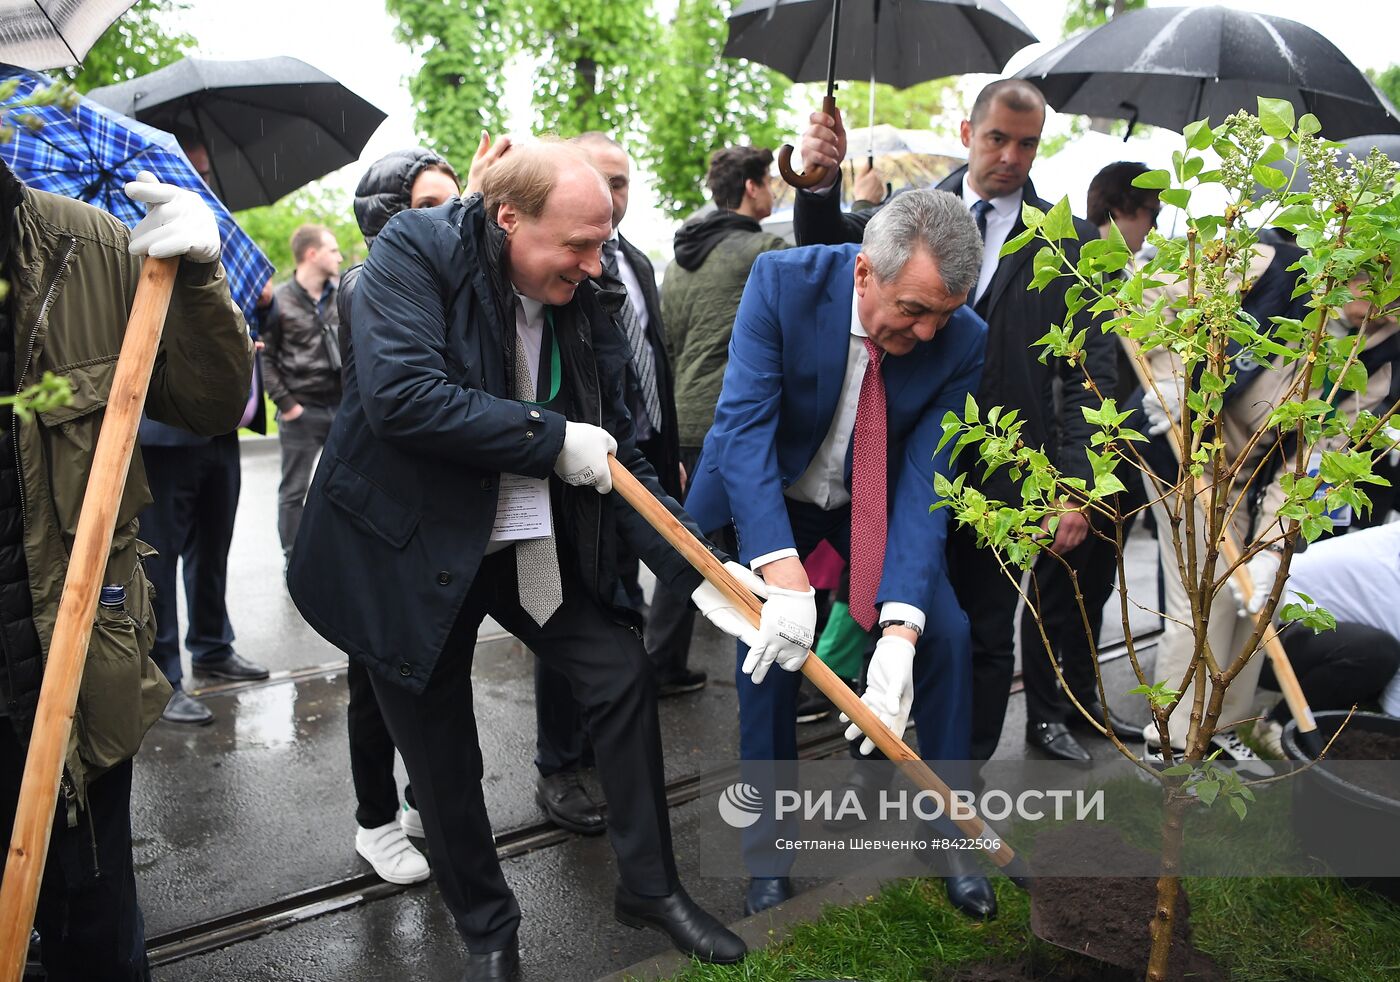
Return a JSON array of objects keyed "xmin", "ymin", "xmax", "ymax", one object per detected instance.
[{"xmin": 849, "ymin": 337, "xmax": 887, "ymax": 631}]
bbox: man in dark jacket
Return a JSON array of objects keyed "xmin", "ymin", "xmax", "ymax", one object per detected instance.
[
  {"xmin": 0, "ymin": 160, "xmax": 253, "ymax": 981},
  {"xmin": 287, "ymin": 141, "xmax": 750, "ymax": 980},
  {"xmin": 334, "ymin": 147, "xmax": 459, "ymax": 886},
  {"xmin": 793, "ymin": 79, "xmax": 1119, "ymax": 763},
  {"xmin": 643, "ymin": 146, "xmax": 788, "ymax": 695}
]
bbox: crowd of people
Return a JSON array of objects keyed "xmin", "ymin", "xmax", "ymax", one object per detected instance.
[{"xmin": 0, "ymin": 71, "xmax": 1397, "ymax": 982}]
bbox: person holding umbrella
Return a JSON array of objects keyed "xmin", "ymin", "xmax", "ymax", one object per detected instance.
[
  {"xmin": 792, "ymin": 80, "xmax": 1123, "ymax": 765},
  {"xmin": 0, "ymin": 159, "xmax": 253, "ymax": 980}
]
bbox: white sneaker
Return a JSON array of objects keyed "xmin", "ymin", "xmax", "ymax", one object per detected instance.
[
  {"xmin": 356, "ymin": 822, "xmax": 430, "ymax": 884},
  {"xmin": 399, "ymin": 803, "xmax": 424, "ymax": 839},
  {"xmin": 1255, "ymin": 719, "xmax": 1285, "ymax": 759}
]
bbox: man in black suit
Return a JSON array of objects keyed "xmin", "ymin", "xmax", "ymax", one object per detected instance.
[
  {"xmin": 287, "ymin": 141, "xmax": 749, "ymax": 980},
  {"xmin": 792, "ymin": 79, "xmax": 1121, "ymax": 762}
]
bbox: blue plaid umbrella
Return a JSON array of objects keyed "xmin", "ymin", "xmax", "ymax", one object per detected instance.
[{"xmin": 0, "ymin": 69, "xmax": 273, "ymax": 322}]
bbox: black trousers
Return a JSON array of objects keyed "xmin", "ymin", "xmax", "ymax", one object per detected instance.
[
  {"xmin": 949, "ymin": 524, "xmax": 1024, "ymax": 760},
  {"xmin": 1263, "ymin": 621, "xmax": 1400, "ymax": 721},
  {"xmin": 369, "ymin": 549, "xmax": 677, "ymax": 952},
  {"xmin": 643, "ymin": 445, "xmax": 703, "ymax": 678},
  {"xmin": 346, "ymin": 658, "xmax": 415, "ymax": 829},
  {"xmin": 138, "ymin": 435, "xmax": 241, "ymax": 688},
  {"xmin": 0, "ymin": 728, "xmax": 149, "ymax": 982}
]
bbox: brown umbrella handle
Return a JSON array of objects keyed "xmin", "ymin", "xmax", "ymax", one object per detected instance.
[
  {"xmin": 1122, "ymin": 343, "xmax": 1321, "ymax": 754},
  {"xmin": 606, "ymin": 457, "xmax": 1022, "ymax": 872},
  {"xmin": 0, "ymin": 257, "xmax": 179, "ymax": 982},
  {"xmin": 778, "ymin": 95, "xmax": 839, "ymax": 190}
]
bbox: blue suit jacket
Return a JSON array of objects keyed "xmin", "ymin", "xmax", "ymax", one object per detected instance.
[{"xmin": 686, "ymin": 244, "xmax": 987, "ymax": 616}]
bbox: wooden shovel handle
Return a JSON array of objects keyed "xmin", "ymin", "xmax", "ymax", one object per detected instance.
[
  {"xmin": 1122, "ymin": 343, "xmax": 1319, "ymax": 745},
  {"xmin": 606, "ymin": 457, "xmax": 1020, "ymax": 869},
  {"xmin": 0, "ymin": 257, "xmax": 179, "ymax": 982},
  {"xmin": 778, "ymin": 95, "xmax": 838, "ymax": 190}
]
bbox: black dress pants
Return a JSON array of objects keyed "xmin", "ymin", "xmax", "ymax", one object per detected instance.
[
  {"xmin": 949, "ymin": 523, "xmax": 1023, "ymax": 760},
  {"xmin": 346, "ymin": 657, "xmax": 415, "ymax": 829},
  {"xmin": 0, "ymin": 727, "xmax": 149, "ymax": 982},
  {"xmin": 643, "ymin": 445, "xmax": 703, "ymax": 678},
  {"xmin": 369, "ymin": 549, "xmax": 678, "ymax": 952},
  {"xmin": 1263, "ymin": 621, "xmax": 1400, "ymax": 721}
]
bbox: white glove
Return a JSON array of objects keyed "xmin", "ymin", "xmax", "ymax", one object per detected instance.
[
  {"xmin": 124, "ymin": 171, "xmax": 220, "ymax": 263},
  {"xmin": 741, "ymin": 582, "xmax": 816, "ymax": 684},
  {"xmin": 1228, "ymin": 549, "xmax": 1282, "ymax": 617},
  {"xmin": 842, "ymin": 635, "xmax": 916, "ymax": 756},
  {"xmin": 553, "ymin": 421, "xmax": 617, "ymax": 493},
  {"xmin": 691, "ymin": 562, "xmax": 765, "ymax": 647},
  {"xmin": 1141, "ymin": 384, "xmax": 1181, "ymax": 437}
]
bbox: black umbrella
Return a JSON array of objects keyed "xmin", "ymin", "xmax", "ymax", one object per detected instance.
[
  {"xmin": 726, "ymin": 0, "xmax": 1036, "ymax": 187},
  {"xmin": 87, "ymin": 55, "xmax": 386, "ymax": 210},
  {"xmin": 1015, "ymin": 5, "xmax": 1400, "ymax": 139},
  {"xmin": 0, "ymin": 0, "xmax": 135, "ymax": 71}
]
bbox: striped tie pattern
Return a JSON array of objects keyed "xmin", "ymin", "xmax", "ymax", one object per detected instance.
[
  {"xmin": 601, "ymin": 239, "xmax": 663, "ymax": 430},
  {"xmin": 512, "ymin": 323, "xmax": 563, "ymax": 626}
]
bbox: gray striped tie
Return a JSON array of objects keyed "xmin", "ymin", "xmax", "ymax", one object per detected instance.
[
  {"xmin": 512, "ymin": 324, "xmax": 563, "ymax": 626},
  {"xmin": 601, "ymin": 239, "xmax": 663, "ymax": 430}
]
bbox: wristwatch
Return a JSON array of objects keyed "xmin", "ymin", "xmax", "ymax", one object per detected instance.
[{"xmin": 877, "ymin": 619, "xmax": 923, "ymax": 637}]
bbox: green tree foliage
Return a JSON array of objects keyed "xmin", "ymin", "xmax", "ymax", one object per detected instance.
[
  {"xmin": 1062, "ymin": 0, "xmax": 1146, "ymax": 35},
  {"xmin": 385, "ymin": 0, "xmax": 515, "ymax": 168},
  {"xmin": 512, "ymin": 0, "xmax": 655, "ymax": 137},
  {"xmin": 64, "ymin": 1, "xmax": 194, "ymax": 93},
  {"xmin": 234, "ymin": 185, "xmax": 364, "ymax": 278},
  {"xmin": 1367, "ymin": 64, "xmax": 1400, "ymax": 111},
  {"xmin": 837, "ymin": 78, "xmax": 961, "ymax": 133},
  {"xmin": 641, "ymin": 0, "xmax": 790, "ymax": 220}
]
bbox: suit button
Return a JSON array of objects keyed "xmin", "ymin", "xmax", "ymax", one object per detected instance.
[
  {"xmin": 529, "ymin": 410, "xmax": 541, "ymax": 419},
  {"xmin": 480, "ymin": 478, "xmax": 493, "ymax": 491},
  {"xmin": 398, "ymin": 663, "xmax": 412, "ymax": 677},
  {"xmin": 526, "ymin": 430, "xmax": 534, "ymax": 439},
  {"xmin": 437, "ymin": 571, "xmax": 452, "ymax": 585}
]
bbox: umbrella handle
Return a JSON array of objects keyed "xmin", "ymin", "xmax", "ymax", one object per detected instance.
[
  {"xmin": 0, "ymin": 257, "xmax": 179, "ymax": 982},
  {"xmin": 779, "ymin": 95, "xmax": 839, "ymax": 190}
]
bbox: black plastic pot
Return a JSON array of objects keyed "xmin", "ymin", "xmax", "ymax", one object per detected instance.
[{"xmin": 1283, "ymin": 710, "xmax": 1400, "ymax": 901}]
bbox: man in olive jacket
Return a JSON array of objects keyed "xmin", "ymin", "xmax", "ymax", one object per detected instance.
[{"xmin": 0, "ymin": 160, "xmax": 253, "ymax": 981}]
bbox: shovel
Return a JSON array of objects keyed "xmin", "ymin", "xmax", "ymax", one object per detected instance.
[
  {"xmin": 0, "ymin": 257, "xmax": 180, "ymax": 982},
  {"xmin": 606, "ymin": 457, "xmax": 1029, "ymax": 886}
]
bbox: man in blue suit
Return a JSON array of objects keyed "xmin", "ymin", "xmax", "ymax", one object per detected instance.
[{"xmin": 685, "ymin": 190, "xmax": 993, "ymax": 918}]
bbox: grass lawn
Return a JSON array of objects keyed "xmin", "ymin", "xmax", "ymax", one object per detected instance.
[{"xmin": 660, "ymin": 875, "xmax": 1400, "ymax": 981}]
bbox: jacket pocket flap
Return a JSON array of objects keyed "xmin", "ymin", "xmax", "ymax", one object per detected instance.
[
  {"xmin": 323, "ymin": 458, "xmax": 419, "ymax": 548},
  {"xmin": 37, "ymin": 357, "xmax": 118, "ymax": 426}
]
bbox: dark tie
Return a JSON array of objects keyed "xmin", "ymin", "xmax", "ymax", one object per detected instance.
[
  {"xmin": 848, "ymin": 338, "xmax": 887, "ymax": 631},
  {"xmin": 600, "ymin": 240, "xmax": 663, "ymax": 431},
  {"xmin": 971, "ymin": 198, "xmax": 993, "ymax": 241}
]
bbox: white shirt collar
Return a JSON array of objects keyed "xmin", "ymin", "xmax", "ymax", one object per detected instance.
[
  {"xmin": 960, "ymin": 175, "xmax": 1022, "ymax": 217},
  {"xmin": 849, "ymin": 281, "xmax": 869, "ymax": 338},
  {"xmin": 514, "ymin": 290, "xmax": 545, "ymax": 327}
]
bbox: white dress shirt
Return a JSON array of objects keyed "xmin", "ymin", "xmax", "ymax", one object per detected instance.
[
  {"xmin": 749, "ymin": 290, "xmax": 925, "ymax": 631},
  {"xmin": 962, "ymin": 177, "xmax": 1022, "ymax": 303},
  {"xmin": 485, "ymin": 294, "xmax": 549, "ymax": 556}
]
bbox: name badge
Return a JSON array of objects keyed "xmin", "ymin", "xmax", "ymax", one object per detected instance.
[{"xmin": 489, "ymin": 474, "xmax": 553, "ymax": 542}]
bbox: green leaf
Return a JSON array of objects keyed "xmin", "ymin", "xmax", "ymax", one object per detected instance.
[
  {"xmin": 1229, "ymin": 796, "xmax": 1248, "ymax": 821},
  {"xmin": 1258, "ymin": 97, "xmax": 1296, "ymax": 139},
  {"xmin": 1132, "ymin": 169, "xmax": 1172, "ymax": 189},
  {"xmin": 1253, "ymin": 162, "xmax": 1288, "ymax": 190},
  {"xmin": 1184, "ymin": 118, "xmax": 1213, "ymax": 151},
  {"xmin": 1196, "ymin": 780, "xmax": 1220, "ymax": 806},
  {"xmin": 1298, "ymin": 113, "xmax": 1321, "ymax": 136},
  {"xmin": 999, "ymin": 225, "xmax": 1037, "ymax": 258},
  {"xmin": 1020, "ymin": 202, "xmax": 1046, "ymax": 230},
  {"xmin": 1042, "ymin": 197, "xmax": 1079, "ymax": 242},
  {"xmin": 1159, "ymin": 187, "xmax": 1192, "ymax": 209}
]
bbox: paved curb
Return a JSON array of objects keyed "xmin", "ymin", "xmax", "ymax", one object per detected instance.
[
  {"xmin": 598, "ymin": 860, "xmax": 909, "ymax": 982},
  {"xmin": 237, "ymin": 433, "xmax": 280, "ymax": 456}
]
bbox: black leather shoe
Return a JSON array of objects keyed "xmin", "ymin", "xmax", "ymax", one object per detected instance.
[
  {"xmin": 616, "ymin": 884, "xmax": 747, "ymax": 964},
  {"xmin": 194, "ymin": 652, "xmax": 270, "ymax": 681},
  {"xmin": 743, "ymin": 875, "xmax": 793, "ymax": 915},
  {"xmin": 1068, "ymin": 700, "xmax": 1138, "ymax": 738},
  {"xmin": 943, "ymin": 850, "xmax": 997, "ymax": 920},
  {"xmin": 657, "ymin": 668, "xmax": 707, "ymax": 698},
  {"xmin": 462, "ymin": 941, "xmax": 519, "ymax": 982},
  {"xmin": 1026, "ymin": 721, "xmax": 1092, "ymax": 763},
  {"xmin": 535, "ymin": 772, "xmax": 605, "ymax": 836},
  {"xmin": 162, "ymin": 689, "xmax": 214, "ymax": 725}
]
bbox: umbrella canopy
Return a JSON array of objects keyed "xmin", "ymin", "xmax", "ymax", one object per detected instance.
[
  {"xmin": 87, "ymin": 55, "xmax": 386, "ymax": 210},
  {"xmin": 725, "ymin": 0, "xmax": 1036, "ymax": 89},
  {"xmin": 0, "ymin": 0, "xmax": 135, "ymax": 71},
  {"xmin": 0, "ymin": 69, "xmax": 274, "ymax": 321},
  {"xmin": 1016, "ymin": 5, "xmax": 1400, "ymax": 139}
]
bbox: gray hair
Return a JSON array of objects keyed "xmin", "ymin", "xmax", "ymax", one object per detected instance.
[{"xmin": 860, "ymin": 190, "xmax": 983, "ymax": 297}]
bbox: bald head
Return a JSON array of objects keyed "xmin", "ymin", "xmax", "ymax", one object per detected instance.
[{"xmin": 488, "ymin": 141, "xmax": 612, "ymax": 305}]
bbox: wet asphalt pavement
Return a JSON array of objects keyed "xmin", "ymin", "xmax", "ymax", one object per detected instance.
[{"xmin": 129, "ymin": 438, "xmax": 1161, "ymax": 981}]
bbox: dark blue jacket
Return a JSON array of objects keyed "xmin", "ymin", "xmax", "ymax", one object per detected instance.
[{"xmin": 287, "ymin": 194, "xmax": 707, "ymax": 692}]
